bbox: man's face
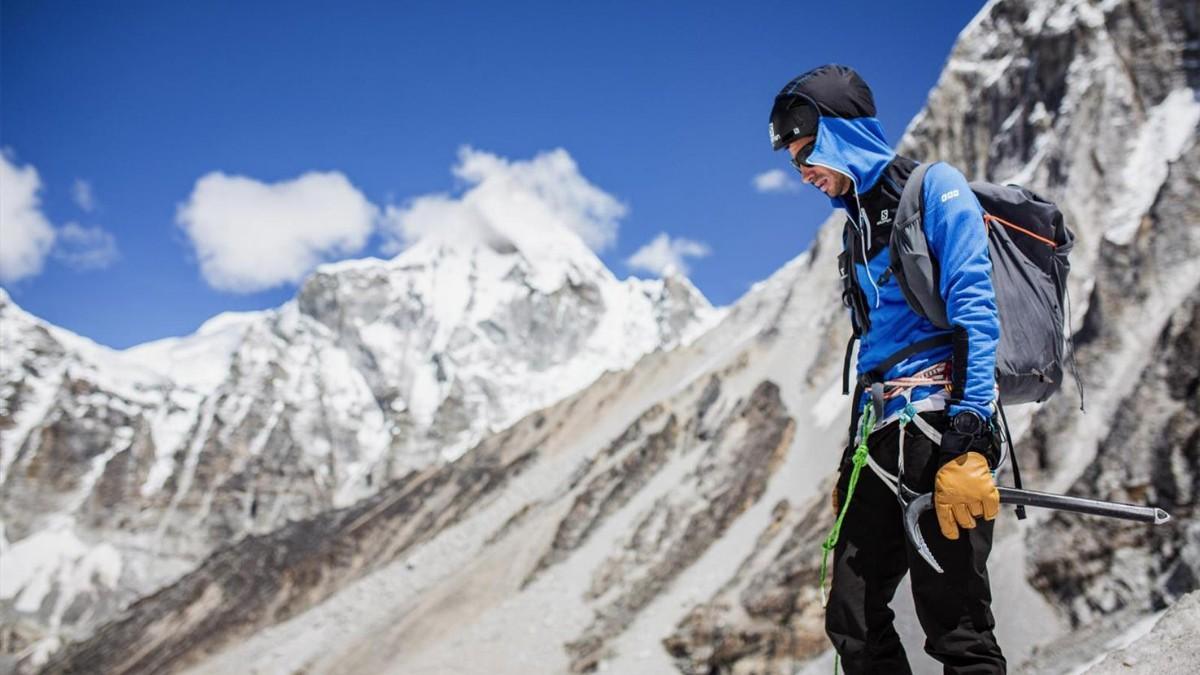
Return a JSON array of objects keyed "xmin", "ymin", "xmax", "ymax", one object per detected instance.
[{"xmin": 788, "ymin": 136, "xmax": 851, "ymax": 197}]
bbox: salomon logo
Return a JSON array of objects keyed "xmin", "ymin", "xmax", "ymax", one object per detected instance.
[
  {"xmin": 940, "ymin": 190, "xmax": 960, "ymax": 203},
  {"xmin": 878, "ymin": 209, "xmax": 892, "ymax": 224}
]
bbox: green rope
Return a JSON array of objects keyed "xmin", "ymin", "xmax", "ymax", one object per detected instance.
[
  {"xmin": 820, "ymin": 401, "xmax": 915, "ymax": 675},
  {"xmin": 818, "ymin": 403, "xmax": 876, "ymax": 607}
]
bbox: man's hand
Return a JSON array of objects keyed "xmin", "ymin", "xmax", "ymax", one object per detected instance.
[
  {"xmin": 933, "ymin": 451, "xmax": 1000, "ymax": 540},
  {"xmin": 832, "ymin": 484, "xmax": 840, "ymax": 517}
]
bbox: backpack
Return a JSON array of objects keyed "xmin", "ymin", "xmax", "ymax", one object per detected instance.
[{"xmin": 889, "ymin": 162, "xmax": 1078, "ymax": 406}]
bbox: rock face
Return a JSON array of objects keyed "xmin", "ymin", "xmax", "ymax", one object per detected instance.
[
  {"xmin": 7, "ymin": 0, "xmax": 1199, "ymax": 672},
  {"xmin": 1089, "ymin": 589, "xmax": 1200, "ymax": 674},
  {"xmin": 562, "ymin": 381, "xmax": 795, "ymax": 673},
  {"xmin": 663, "ymin": 493, "xmax": 834, "ymax": 673},
  {"xmin": 1028, "ymin": 292, "xmax": 1200, "ymax": 625},
  {"xmin": 0, "ymin": 214, "xmax": 720, "ymax": 669},
  {"xmin": 36, "ymin": 338, "xmax": 802, "ymax": 675},
  {"xmin": 32, "ymin": 421, "xmax": 538, "ymax": 675}
]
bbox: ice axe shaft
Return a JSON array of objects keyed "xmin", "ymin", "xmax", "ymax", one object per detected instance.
[
  {"xmin": 994, "ymin": 487, "xmax": 1171, "ymax": 524},
  {"xmin": 903, "ymin": 487, "xmax": 1172, "ymax": 574}
]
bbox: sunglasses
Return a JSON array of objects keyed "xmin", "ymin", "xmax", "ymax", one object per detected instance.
[{"xmin": 790, "ymin": 140, "xmax": 816, "ymax": 173}]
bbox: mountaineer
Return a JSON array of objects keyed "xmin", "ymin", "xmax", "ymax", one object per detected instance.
[{"xmin": 769, "ymin": 64, "xmax": 1006, "ymax": 674}]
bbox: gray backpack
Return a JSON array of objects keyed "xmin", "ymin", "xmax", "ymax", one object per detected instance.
[{"xmin": 890, "ymin": 162, "xmax": 1078, "ymax": 406}]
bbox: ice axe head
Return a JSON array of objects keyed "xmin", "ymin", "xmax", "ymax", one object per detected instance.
[{"xmin": 903, "ymin": 493, "xmax": 944, "ymax": 573}]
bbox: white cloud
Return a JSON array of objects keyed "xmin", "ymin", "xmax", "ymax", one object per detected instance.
[
  {"xmin": 753, "ymin": 168, "xmax": 799, "ymax": 193},
  {"xmin": 53, "ymin": 223, "xmax": 119, "ymax": 271},
  {"xmin": 625, "ymin": 232, "xmax": 711, "ymax": 277},
  {"xmin": 0, "ymin": 150, "xmax": 57, "ymax": 282},
  {"xmin": 177, "ymin": 171, "xmax": 377, "ymax": 293},
  {"xmin": 72, "ymin": 179, "xmax": 96, "ymax": 212},
  {"xmin": 381, "ymin": 147, "xmax": 625, "ymax": 256}
]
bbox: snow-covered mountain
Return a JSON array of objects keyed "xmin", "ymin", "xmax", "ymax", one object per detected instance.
[
  {"xmin": 9, "ymin": 0, "xmax": 1200, "ymax": 672},
  {"xmin": 0, "ymin": 213, "xmax": 722, "ymax": 668}
]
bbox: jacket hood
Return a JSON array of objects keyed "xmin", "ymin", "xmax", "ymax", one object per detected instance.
[{"xmin": 773, "ymin": 64, "xmax": 895, "ymax": 207}]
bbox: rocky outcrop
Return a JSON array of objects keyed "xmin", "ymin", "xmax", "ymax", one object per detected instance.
[
  {"xmin": 1089, "ymin": 590, "xmax": 1200, "ymax": 674},
  {"xmin": 1028, "ymin": 290, "xmax": 1200, "ymax": 626},
  {"xmin": 523, "ymin": 403, "xmax": 681, "ymax": 587},
  {"xmin": 35, "ymin": 411, "xmax": 540, "ymax": 675},
  {"xmin": 664, "ymin": 491, "xmax": 833, "ymax": 674},
  {"xmin": 565, "ymin": 381, "xmax": 795, "ymax": 672},
  {"xmin": 1014, "ymin": 10, "xmax": 1200, "ymax": 630}
]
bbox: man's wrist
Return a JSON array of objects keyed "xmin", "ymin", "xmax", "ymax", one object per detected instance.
[
  {"xmin": 939, "ymin": 429, "xmax": 974, "ymax": 462},
  {"xmin": 940, "ymin": 409, "xmax": 991, "ymax": 463}
]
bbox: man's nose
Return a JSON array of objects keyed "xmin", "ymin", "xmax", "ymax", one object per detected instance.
[{"xmin": 799, "ymin": 166, "xmax": 817, "ymax": 184}]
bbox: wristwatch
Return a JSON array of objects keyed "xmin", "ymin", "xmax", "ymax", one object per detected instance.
[{"xmin": 951, "ymin": 409, "xmax": 985, "ymax": 436}]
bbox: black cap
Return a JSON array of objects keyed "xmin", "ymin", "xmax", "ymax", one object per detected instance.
[
  {"xmin": 769, "ymin": 96, "xmax": 818, "ymax": 151},
  {"xmin": 769, "ymin": 64, "xmax": 878, "ymax": 151}
]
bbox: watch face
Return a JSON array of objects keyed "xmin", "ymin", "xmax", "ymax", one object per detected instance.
[{"xmin": 954, "ymin": 412, "xmax": 983, "ymax": 435}]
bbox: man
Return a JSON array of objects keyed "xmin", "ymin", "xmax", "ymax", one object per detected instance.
[{"xmin": 769, "ymin": 64, "xmax": 1006, "ymax": 673}]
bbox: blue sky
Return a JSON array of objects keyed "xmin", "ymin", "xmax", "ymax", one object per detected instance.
[{"xmin": 1, "ymin": 0, "xmax": 984, "ymax": 349}]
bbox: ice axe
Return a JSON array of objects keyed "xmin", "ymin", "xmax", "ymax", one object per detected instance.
[{"xmin": 903, "ymin": 486, "xmax": 1173, "ymax": 573}]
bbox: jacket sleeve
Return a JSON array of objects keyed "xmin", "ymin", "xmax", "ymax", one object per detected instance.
[{"xmin": 921, "ymin": 163, "xmax": 999, "ymax": 420}]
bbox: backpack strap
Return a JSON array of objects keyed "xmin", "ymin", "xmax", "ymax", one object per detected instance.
[
  {"xmin": 839, "ymin": 217, "xmax": 872, "ymax": 395},
  {"xmin": 996, "ymin": 396, "xmax": 1027, "ymax": 520},
  {"xmin": 891, "ymin": 162, "xmax": 951, "ymax": 330},
  {"xmin": 897, "ymin": 162, "xmax": 932, "ymax": 216},
  {"xmin": 841, "ymin": 334, "xmax": 858, "ymax": 396}
]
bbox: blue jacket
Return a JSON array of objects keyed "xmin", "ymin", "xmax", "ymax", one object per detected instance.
[{"xmin": 779, "ymin": 67, "xmax": 999, "ymax": 421}]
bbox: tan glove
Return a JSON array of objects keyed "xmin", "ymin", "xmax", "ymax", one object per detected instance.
[
  {"xmin": 934, "ymin": 451, "xmax": 1000, "ymax": 540},
  {"xmin": 831, "ymin": 485, "xmax": 840, "ymax": 517}
]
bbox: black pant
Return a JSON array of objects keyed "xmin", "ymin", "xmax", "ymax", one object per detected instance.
[{"xmin": 825, "ymin": 412, "xmax": 1006, "ymax": 674}]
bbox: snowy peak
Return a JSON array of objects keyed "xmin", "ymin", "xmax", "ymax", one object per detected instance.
[
  {"xmin": 397, "ymin": 229, "xmax": 611, "ymax": 300},
  {"xmin": 381, "ymin": 146, "xmax": 624, "ymax": 296},
  {"xmin": 292, "ymin": 226, "xmax": 721, "ymax": 467}
]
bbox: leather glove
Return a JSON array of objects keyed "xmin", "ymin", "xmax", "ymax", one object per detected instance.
[
  {"xmin": 831, "ymin": 484, "xmax": 840, "ymax": 517},
  {"xmin": 933, "ymin": 451, "xmax": 1000, "ymax": 540}
]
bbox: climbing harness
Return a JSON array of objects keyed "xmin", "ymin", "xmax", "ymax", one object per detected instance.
[
  {"xmin": 817, "ymin": 361, "xmax": 961, "ymax": 606},
  {"xmin": 860, "ymin": 362, "xmax": 956, "ymax": 497}
]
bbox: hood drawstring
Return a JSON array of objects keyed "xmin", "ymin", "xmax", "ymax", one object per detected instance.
[{"xmin": 806, "ymin": 148, "xmax": 882, "ymax": 309}]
